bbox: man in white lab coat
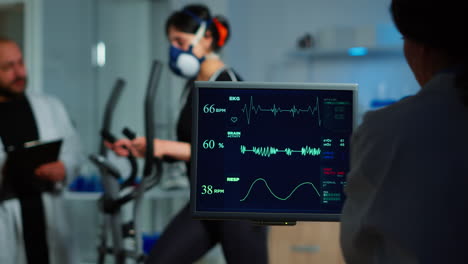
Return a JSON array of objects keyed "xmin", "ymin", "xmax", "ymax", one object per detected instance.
[{"xmin": 0, "ymin": 37, "xmax": 83, "ymax": 264}]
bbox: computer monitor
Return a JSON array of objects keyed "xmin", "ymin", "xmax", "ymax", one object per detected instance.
[{"xmin": 191, "ymin": 81, "xmax": 357, "ymax": 223}]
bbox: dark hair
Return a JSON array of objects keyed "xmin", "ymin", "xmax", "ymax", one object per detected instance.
[
  {"xmin": 391, "ymin": 0, "xmax": 468, "ymax": 106},
  {"xmin": 165, "ymin": 4, "xmax": 231, "ymax": 52}
]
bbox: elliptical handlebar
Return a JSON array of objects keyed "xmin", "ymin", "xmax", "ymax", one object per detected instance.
[
  {"xmin": 89, "ymin": 153, "xmax": 121, "ymax": 180},
  {"xmin": 91, "ymin": 60, "xmax": 165, "ymax": 263},
  {"xmin": 143, "ymin": 60, "xmax": 163, "ymax": 179},
  {"xmin": 94, "ymin": 78, "xmax": 126, "ymax": 264},
  {"xmin": 100, "ymin": 78, "xmax": 125, "ymax": 156},
  {"xmin": 100, "ymin": 129, "xmax": 138, "ymax": 190}
]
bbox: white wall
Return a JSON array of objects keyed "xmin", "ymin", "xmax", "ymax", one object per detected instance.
[
  {"xmin": 226, "ymin": 0, "xmax": 420, "ymax": 116},
  {"xmin": 95, "ymin": 0, "xmax": 153, "ymax": 139},
  {"xmin": 0, "ymin": 4, "xmax": 24, "ymax": 46},
  {"xmin": 41, "ymin": 0, "xmax": 169, "ymax": 154},
  {"xmin": 42, "ymin": 0, "xmax": 97, "ymax": 153}
]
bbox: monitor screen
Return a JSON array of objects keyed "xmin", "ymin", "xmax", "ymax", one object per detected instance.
[{"xmin": 191, "ymin": 82, "xmax": 357, "ymax": 223}]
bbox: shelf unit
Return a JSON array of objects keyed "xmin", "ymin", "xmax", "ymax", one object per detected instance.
[{"xmin": 289, "ymin": 46, "xmax": 403, "ymax": 59}]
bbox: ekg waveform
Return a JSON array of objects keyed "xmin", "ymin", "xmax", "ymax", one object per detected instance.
[
  {"xmin": 241, "ymin": 96, "xmax": 321, "ymax": 125},
  {"xmin": 239, "ymin": 178, "xmax": 321, "ymax": 202},
  {"xmin": 240, "ymin": 145, "xmax": 321, "ymax": 157}
]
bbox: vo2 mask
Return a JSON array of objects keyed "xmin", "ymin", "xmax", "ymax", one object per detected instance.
[{"xmin": 169, "ymin": 21, "xmax": 207, "ymax": 79}]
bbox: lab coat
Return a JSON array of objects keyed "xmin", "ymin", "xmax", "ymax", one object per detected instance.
[
  {"xmin": 0, "ymin": 92, "xmax": 83, "ymax": 264},
  {"xmin": 340, "ymin": 72, "xmax": 468, "ymax": 263}
]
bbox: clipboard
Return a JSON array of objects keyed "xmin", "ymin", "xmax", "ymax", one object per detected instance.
[{"xmin": 3, "ymin": 139, "xmax": 63, "ymax": 194}]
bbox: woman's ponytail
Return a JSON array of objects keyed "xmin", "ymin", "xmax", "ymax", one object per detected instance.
[{"xmin": 210, "ymin": 15, "xmax": 230, "ymax": 52}]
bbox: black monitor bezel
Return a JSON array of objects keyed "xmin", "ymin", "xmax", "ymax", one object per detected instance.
[{"xmin": 190, "ymin": 81, "xmax": 358, "ymax": 222}]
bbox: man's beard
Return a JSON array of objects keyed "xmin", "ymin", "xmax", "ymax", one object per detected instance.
[{"xmin": 0, "ymin": 77, "xmax": 27, "ymax": 99}]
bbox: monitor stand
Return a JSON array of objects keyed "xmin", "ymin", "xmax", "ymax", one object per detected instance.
[{"xmin": 251, "ymin": 220, "xmax": 297, "ymax": 226}]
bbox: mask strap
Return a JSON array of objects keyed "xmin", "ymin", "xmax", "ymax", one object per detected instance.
[
  {"xmin": 192, "ymin": 21, "xmax": 207, "ymax": 45},
  {"xmin": 183, "ymin": 10, "xmax": 204, "ymax": 24},
  {"xmin": 182, "ymin": 9, "xmax": 209, "ymax": 46}
]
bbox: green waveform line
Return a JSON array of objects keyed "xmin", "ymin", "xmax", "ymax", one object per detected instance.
[
  {"xmin": 241, "ymin": 96, "xmax": 321, "ymax": 125},
  {"xmin": 240, "ymin": 178, "xmax": 321, "ymax": 202},
  {"xmin": 240, "ymin": 145, "xmax": 321, "ymax": 157}
]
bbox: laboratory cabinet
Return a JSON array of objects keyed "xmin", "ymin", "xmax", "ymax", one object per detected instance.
[{"xmin": 269, "ymin": 222, "xmax": 345, "ymax": 264}]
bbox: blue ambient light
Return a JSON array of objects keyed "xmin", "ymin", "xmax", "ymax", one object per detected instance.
[{"xmin": 348, "ymin": 47, "xmax": 368, "ymax": 56}]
